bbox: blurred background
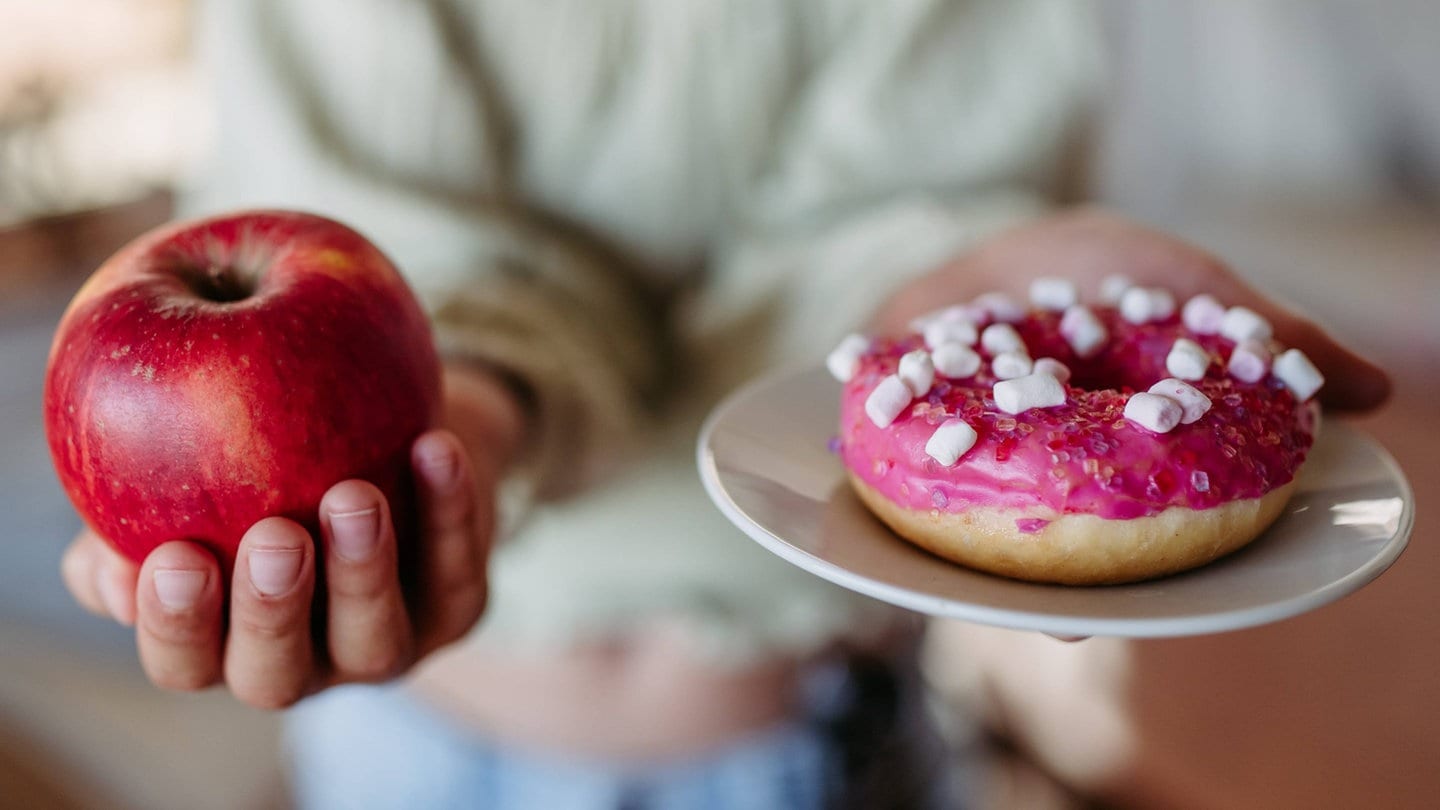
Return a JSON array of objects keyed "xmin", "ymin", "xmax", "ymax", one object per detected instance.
[{"xmin": 2, "ymin": 2, "xmax": 1436, "ymax": 808}]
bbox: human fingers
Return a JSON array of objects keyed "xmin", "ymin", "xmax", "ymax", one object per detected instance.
[
  {"xmin": 318, "ymin": 480, "xmax": 413, "ymax": 682},
  {"xmin": 410, "ymin": 430, "xmax": 490, "ymax": 654},
  {"xmin": 1216, "ymin": 287, "xmax": 1390, "ymax": 412},
  {"xmin": 135, "ymin": 540, "xmax": 224, "ymax": 691},
  {"xmin": 61, "ymin": 530, "xmax": 110, "ymax": 617},
  {"xmin": 1123, "ymin": 265, "xmax": 1389, "ymax": 413},
  {"xmin": 60, "ymin": 530, "xmax": 139, "ymax": 625},
  {"xmin": 223, "ymin": 517, "xmax": 317, "ymax": 709},
  {"xmin": 1033, "ymin": 212, "xmax": 1391, "ymax": 412},
  {"xmin": 879, "ymin": 211, "xmax": 1391, "ymax": 412}
]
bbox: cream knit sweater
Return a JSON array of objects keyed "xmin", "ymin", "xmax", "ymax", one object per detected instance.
[{"xmin": 185, "ymin": 0, "xmax": 1095, "ymax": 661}]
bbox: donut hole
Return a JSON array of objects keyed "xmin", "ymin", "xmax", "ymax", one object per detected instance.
[{"xmin": 1017, "ymin": 315, "xmax": 1218, "ymax": 393}]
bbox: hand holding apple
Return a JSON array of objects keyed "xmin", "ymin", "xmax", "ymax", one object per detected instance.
[
  {"xmin": 59, "ymin": 371, "xmax": 522, "ymax": 708},
  {"xmin": 45, "ymin": 210, "xmax": 442, "ymax": 571},
  {"xmin": 50, "ymin": 211, "xmax": 528, "ymax": 706}
]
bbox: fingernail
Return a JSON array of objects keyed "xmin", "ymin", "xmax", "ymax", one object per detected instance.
[
  {"xmin": 330, "ymin": 507, "xmax": 380, "ymax": 562},
  {"xmin": 153, "ymin": 569, "xmax": 207, "ymax": 612},
  {"xmin": 417, "ymin": 441, "xmax": 458, "ymax": 488},
  {"xmin": 249, "ymin": 548, "xmax": 303, "ymax": 596}
]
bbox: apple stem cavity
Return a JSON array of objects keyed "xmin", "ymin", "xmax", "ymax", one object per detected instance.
[{"xmin": 189, "ymin": 264, "xmax": 255, "ymax": 303}]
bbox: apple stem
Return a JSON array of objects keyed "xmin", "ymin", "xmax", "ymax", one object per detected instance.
[{"xmin": 191, "ymin": 264, "xmax": 253, "ymax": 303}]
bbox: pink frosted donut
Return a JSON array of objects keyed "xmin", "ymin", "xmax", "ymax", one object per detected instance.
[{"xmin": 831, "ymin": 286, "xmax": 1321, "ymax": 585}]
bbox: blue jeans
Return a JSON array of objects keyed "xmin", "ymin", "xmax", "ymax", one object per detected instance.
[{"xmin": 284, "ymin": 656, "xmax": 964, "ymax": 810}]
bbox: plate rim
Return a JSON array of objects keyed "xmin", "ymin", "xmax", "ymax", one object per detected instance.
[{"xmin": 697, "ymin": 366, "xmax": 1415, "ymax": 638}]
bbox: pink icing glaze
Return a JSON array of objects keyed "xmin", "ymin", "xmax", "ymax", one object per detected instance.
[{"xmin": 840, "ymin": 308, "xmax": 1316, "ymax": 521}]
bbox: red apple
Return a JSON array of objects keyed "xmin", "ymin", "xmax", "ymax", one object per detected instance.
[{"xmin": 43, "ymin": 210, "xmax": 442, "ymax": 572}]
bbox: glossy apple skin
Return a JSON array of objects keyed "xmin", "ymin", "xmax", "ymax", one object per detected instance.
[{"xmin": 43, "ymin": 210, "xmax": 441, "ymax": 571}]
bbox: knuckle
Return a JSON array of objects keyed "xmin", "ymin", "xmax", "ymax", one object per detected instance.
[
  {"xmin": 433, "ymin": 584, "xmax": 488, "ymax": 644},
  {"xmin": 428, "ymin": 566, "xmax": 480, "ymax": 612},
  {"xmin": 143, "ymin": 611, "xmax": 215, "ymax": 647},
  {"xmin": 431, "ymin": 529, "xmax": 485, "ymax": 585},
  {"xmin": 331, "ymin": 601, "xmax": 413, "ymax": 681},
  {"xmin": 340, "ymin": 644, "xmax": 409, "ymax": 683},
  {"xmin": 147, "ymin": 663, "xmax": 218, "ymax": 693},
  {"xmin": 237, "ymin": 680, "xmax": 308, "ymax": 711},
  {"xmin": 328, "ymin": 567, "xmax": 395, "ymax": 604},
  {"xmin": 431, "ymin": 494, "xmax": 477, "ymax": 536},
  {"xmin": 232, "ymin": 611, "xmax": 302, "ymax": 643}
]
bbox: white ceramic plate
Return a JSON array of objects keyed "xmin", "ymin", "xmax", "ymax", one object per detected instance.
[{"xmin": 697, "ymin": 366, "xmax": 1414, "ymax": 638}]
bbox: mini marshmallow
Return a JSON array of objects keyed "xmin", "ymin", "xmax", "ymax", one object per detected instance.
[
  {"xmin": 1227, "ymin": 339, "xmax": 1272, "ymax": 383},
  {"xmin": 1118, "ymin": 289, "xmax": 1150, "ymax": 323},
  {"xmin": 1147, "ymin": 378, "xmax": 1212, "ymax": 424},
  {"xmin": 981, "ymin": 323, "xmax": 1027, "ymax": 356},
  {"xmin": 991, "ymin": 351, "xmax": 1034, "ymax": 380},
  {"xmin": 1120, "ymin": 287, "xmax": 1177, "ymax": 324},
  {"xmin": 907, "ymin": 313, "xmax": 939, "ymax": 334},
  {"xmin": 925, "ymin": 419, "xmax": 979, "ymax": 466},
  {"xmin": 897, "ymin": 349, "xmax": 936, "ymax": 397},
  {"xmin": 1152, "ymin": 290, "xmax": 1178, "ymax": 320},
  {"xmin": 1124, "ymin": 392, "xmax": 1183, "ymax": 433},
  {"xmin": 1099, "ymin": 274, "xmax": 1133, "ymax": 304},
  {"xmin": 974, "ymin": 292, "xmax": 1025, "ymax": 323},
  {"xmin": 1220, "ymin": 306, "xmax": 1273, "ymax": 343},
  {"xmin": 1032, "ymin": 357, "xmax": 1071, "ymax": 383},
  {"xmin": 1274, "ymin": 348, "xmax": 1324, "ymax": 401},
  {"xmin": 953, "ymin": 303, "xmax": 990, "ymax": 323},
  {"xmin": 1182, "ymin": 294, "xmax": 1226, "ymax": 335},
  {"xmin": 1029, "ymin": 277, "xmax": 1078, "ymax": 312},
  {"xmin": 1165, "ymin": 338, "xmax": 1211, "ymax": 381},
  {"xmin": 931, "ymin": 342, "xmax": 982, "ymax": 378},
  {"xmin": 993, "ymin": 372, "xmax": 1067, "ymax": 414},
  {"xmin": 923, "ymin": 316, "xmax": 978, "ymax": 349},
  {"xmin": 908, "ymin": 304, "xmax": 974, "ymax": 334},
  {"xmin": 865, "ymin": 375, "xmax": 913, "ymax": 427},
  {"xmin": 826, "ymin": 333, "xmax": 869, "ymax": 382},
  {"xmin": 1060, "ymin": 305, "xmax": 1108, "ymax": 357}
]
